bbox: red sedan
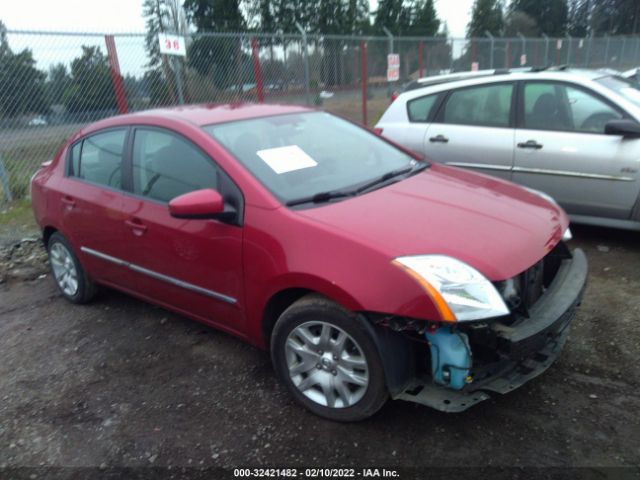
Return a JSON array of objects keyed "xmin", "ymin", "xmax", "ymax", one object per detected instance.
[{"xmin": 31, "ymin": 104, "xmax": 587, "ymax": 421}]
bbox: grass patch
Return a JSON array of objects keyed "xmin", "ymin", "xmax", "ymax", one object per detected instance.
[
  {"xmin": 1, "ymin": 140, "xmax": 62, "ymax": 201},
  {"xmin": 0, "ymin": 198, "xmax": 36, "ymax": 233}
]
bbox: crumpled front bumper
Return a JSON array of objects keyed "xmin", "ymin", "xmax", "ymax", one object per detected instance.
[{"xmin": 395, "ymin": 248, "xmax": 588, "ymax": 413}]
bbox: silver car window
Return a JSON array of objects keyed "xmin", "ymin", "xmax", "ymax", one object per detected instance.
[
  {"xmin": 407, "ymin": 94, "xmax": 439, "ymax": 122},
  {"xmin": 442, "ymin": 84, "xmax": 513, "ymax": 128},
  {"xmin": 523, "ymin": 82, "xmax": 622, "ymax": 134}
]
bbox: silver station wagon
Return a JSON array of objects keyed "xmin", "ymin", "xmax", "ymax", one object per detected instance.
[{"xmin": 376, "ymin": 68, "xmax": 640, "ymax": 231}]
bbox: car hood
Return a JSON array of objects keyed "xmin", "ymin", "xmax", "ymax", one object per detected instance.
[{"xmin": 296, "ymin": 164, "xmax": 568, "ymax": 281}]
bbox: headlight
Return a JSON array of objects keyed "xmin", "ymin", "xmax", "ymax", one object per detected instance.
[{"xmin": 393, "ymin": 255, "xmax": 509, "ymax": 322}]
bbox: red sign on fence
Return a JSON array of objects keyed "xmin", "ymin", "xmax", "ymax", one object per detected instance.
[{"xmin": 387, "ymin": 54, "xmax": 400, "ymax": 82}]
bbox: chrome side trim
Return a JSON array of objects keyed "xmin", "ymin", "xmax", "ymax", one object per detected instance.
[
  {"xmin": 445, "ymin": 162, "xmax": 511, "ymax": 171},
  {"xmin": 512, "ymin": 167, "xmax": 635, "ymax": 182},
  {"xmin": 80, "ymin": 246, "xmax": 237, "ymax": 305},
  {"xmin": 80, "ymin": 247, "xmax": 127, "ymax": 267}
]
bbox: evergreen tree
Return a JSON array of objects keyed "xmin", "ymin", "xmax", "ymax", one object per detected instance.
[
  {"xmin": 64, "ymin": 46, "xmax": 117, "ymax": 113},
  {"xmin": 0, "ymin": 21, "xmax": 48, "ymax": 118},
  {"xmin": 567, "ymin": 0, "xmax": 590, "ymax": 36},
  {"xmin": 467, "ymin": 0, "xmax": 504, "ymax": 37},
  {"xmin": 591, "ymin": 0, "xmax": 639, "ymax": 35},
  {"xmin": 47, "ymin": 63, "xmax": 71, "ymax": 106},
  {"xmin": 508, "ymin": 0, "xmax": 568, "ymax": 36},
  {"xmin": 407, "ymin": 0, "xmax": 440, "ymax": 36}
]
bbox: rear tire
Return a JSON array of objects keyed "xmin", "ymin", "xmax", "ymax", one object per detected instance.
[
  {"xmin": 271, "ymin": 294, "xmax": 388, "ymax": 421},
  {"xmin": 47, "ymin": 232, "xmax": 97, "ymax": 304}
]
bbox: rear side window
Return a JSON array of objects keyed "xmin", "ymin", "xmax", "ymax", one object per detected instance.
[
  {"xmin": 407, "ymin": 94, "xmax": 438, "ymax": 122},
  {"xmin": 132, "ymin": 128, "xmax": 220, "ymax": 203},
  {"xmin": 69, "ymin": 129, "xmax": 127, "ymax": 189},
  {"xmin": 442, "ymin": 83, "xmax": 513, "ymax": 128}
]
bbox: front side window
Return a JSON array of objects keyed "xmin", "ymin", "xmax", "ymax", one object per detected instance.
[
  {"xmin": 407, "ymin": 94, "xmax": 439, "ymax": 122},
  {"xmin": 442, "ymin": 83, "xmax": 513, "ymax": 128},
  {"xmin": 69, "ymin": 129, "xmax": 127, "ymax": 188},
  {"xmin": 204, "ymin": 112, "xmax": 417, "ymax": 205},
  {"xmin": 132, "ymin": 129, "xmax": 219, "ymax": 203},
  {"xmin": 523, "ymin": 82, "xmax": 622, "ymax": 133}
]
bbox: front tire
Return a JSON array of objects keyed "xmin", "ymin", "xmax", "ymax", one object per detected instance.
[
  {"xmin": 271, "ymin": 294, "xmax": 388, "ymax": 421},
  {"xmin": 47, "ymin": 232, "xmax": 97, "ymax": 304}
]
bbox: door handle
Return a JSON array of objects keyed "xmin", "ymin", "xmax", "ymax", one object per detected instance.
[
  {"xmin": 125, "ymin": 218, "xmax": 147, "ymax": 235},
  {"xmin": 429, "ymin": 134, "xmax": 449, "ymax": 143},
  {"xmin": 517, "ymin": 140, "xmax": 543, "ymax": 150},
  {"xmin": 61, "ymin": 196, "xmax": 76, "ymax": 208}
]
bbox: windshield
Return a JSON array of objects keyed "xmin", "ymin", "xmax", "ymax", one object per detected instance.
[
  {"xmin": 596, "ymin": 75, "xmax": 640, "ymax": 108},
  {"xmin": 204, "ymin": 112, "xmax": 419, "ymax": 205}
]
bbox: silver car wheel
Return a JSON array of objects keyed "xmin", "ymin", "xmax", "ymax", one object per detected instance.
[
  {"xmin": 50, "ymin": 242, "xmax": 79, "ymax": 296},
  {"xmin": 285, "ymin": 321, "xmax": 369, "ymax": 408}
]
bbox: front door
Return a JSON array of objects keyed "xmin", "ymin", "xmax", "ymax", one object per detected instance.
[
  {"xmin": 513, "ymin": 81, "xmax": 640, "ymax": 219},
  {"xmin": 118, "ymin": 127, "xmax": 245, "ymax": 333}
]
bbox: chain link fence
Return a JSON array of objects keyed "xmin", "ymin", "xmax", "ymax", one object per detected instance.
[{"xmin": 2, "ymin": 29, "xmax": 640, "ymax": 205}]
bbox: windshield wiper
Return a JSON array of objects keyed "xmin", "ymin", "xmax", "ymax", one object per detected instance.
[
  {"xmin": 285, "ymin": 190, "xmax": 353, "ymax": 207},
  {"xmin": 286, "ymin": 161, "xmax": 428, "ymax": 207},
  {"xmin": 355, "ymin": 161, "xmax": 429, "ymax": 194}
]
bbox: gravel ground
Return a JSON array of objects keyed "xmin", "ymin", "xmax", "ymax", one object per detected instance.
[{"xmin": 0, "ymin": 225, "xmax": 639, "ymax": 479}]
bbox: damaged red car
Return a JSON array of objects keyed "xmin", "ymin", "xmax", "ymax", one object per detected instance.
[{"xmin": 31, "ymin": 104, "xmax": 587, "ymax": 421}]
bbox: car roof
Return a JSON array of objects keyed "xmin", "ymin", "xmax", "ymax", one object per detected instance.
[
  {"xmin": 119, "ymin": 103, "xmax": 314, "ymax": 127},
  {"xmin": 395, "ymin": 67, "xmax": 624, "ymax": 101},
  {"xmin": 406, "ymin": 67, "xmax": 618, "ymax": 92}
]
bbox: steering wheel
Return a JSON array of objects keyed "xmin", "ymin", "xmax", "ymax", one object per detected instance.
[{"xmin": 580, "ymin": 112, "xmax": 618, "ymax": 133}]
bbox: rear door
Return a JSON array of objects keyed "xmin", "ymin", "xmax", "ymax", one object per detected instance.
[
  {"xmin": 58, "ymin": 128, "xmax": 131, "ymax": 285},
  {"xmin": 424, "ymin": 81, "xmax": 516, "ymax": 180},
  {"xmin": 512, "ymin": 80, "xmax": 640, "ymax": 219},
  {"xmin": 380, "ymin": 92, "xmax": 442, "ymax": 156}
]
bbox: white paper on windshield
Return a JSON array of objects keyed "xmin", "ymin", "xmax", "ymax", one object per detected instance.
[{"xmin": 256, "ymin": 145, "xmax": 318, "ymax": 174}]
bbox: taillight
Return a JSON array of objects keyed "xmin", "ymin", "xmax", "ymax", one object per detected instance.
[
  {"xmin": 390, "ymin": 91, "xmax": 400, "ymax": 103},
  {"xmin": 373, "ymin": 127, "xmax": 383, "ymax": 136}
]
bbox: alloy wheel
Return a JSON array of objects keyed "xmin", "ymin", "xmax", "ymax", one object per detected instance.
[
  {"xmin": 50, "ymin": 242, "xmax": 79, "ymax": 296},
  {"xmin": 285, "ymin": 321, "xmax": 369, "ymax": 408}
]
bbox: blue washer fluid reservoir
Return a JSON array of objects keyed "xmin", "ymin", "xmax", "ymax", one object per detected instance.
[{"xmin": 425, "ymin": 326, "xmax": 472, "ymax": 390}]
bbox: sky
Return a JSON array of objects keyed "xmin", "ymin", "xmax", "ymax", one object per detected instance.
[
  {"xmin": 2, "ymin": 0, "xmax": 474, "ymax": 37},
  {"xmin": 1, "ymin": 0, "xmax": 474, "ymax": 76}
]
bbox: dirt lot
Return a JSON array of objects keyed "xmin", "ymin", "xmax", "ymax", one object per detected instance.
[{"xmin": 0, "ymin": 223, "xmax": 639, "ymax": 478}]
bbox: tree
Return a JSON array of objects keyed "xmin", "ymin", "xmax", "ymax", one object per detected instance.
[
  {"xmin": 406, "ymin": 0, "xmax": 440, "ymax": 36},
  {"xmin": 0, "ymin": 20, "xmax": 48, "ymax": 118},
  {"xmin": 142, "ymin": 0, "xmax": 188, "ymax": 105},
  {"xmin": 467, "ymin": 0, "xmax": 504, "ymax": 37},
  {"xmin": 567, "ymin": 0, "xmax": 590, "ymax": 36},
  {"xmin": 184, "ymin": 0, "xmax": 246, "ymax": 31},
  {"xmin": 64, "ymin": 46, "xmax": 117, "ymax": 113},
  {"xmin": 46, "ymin": 63, "xmax": 71, "ymax": 106},
  {"xmin": 504, "ymin": 9, "xmax": 538, "ymax": 36},
  {"xmin": 591, "ymin": 0, "xmax": 640, "ymax": 35},
  {"xmin": 508, "ymin": 0, "xmax": 568, "ymax": 36},
  {"xmin": 373, "ymin": 0, "xmax": 410, "ymax": 35},
  {"xmin": 184, "ymin": 0, "xmax": 249, "ymax": 91}
]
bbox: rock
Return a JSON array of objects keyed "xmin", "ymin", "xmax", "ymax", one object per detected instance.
[
  {"xmin": 597, "ymin": 245, "xmax": 610, "ymax": 252},
  {"xmin": 589, "ymin": 394, "xmax": 598, "ymax": 399}
]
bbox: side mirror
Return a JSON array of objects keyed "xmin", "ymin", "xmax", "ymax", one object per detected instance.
[
  {"xmin": 604, "ymin": 119, "xmax": 640, "ymax": 138},
  {"xmin": 169, "ymin": 188, "xmax": 229, "ymax": 220}
]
